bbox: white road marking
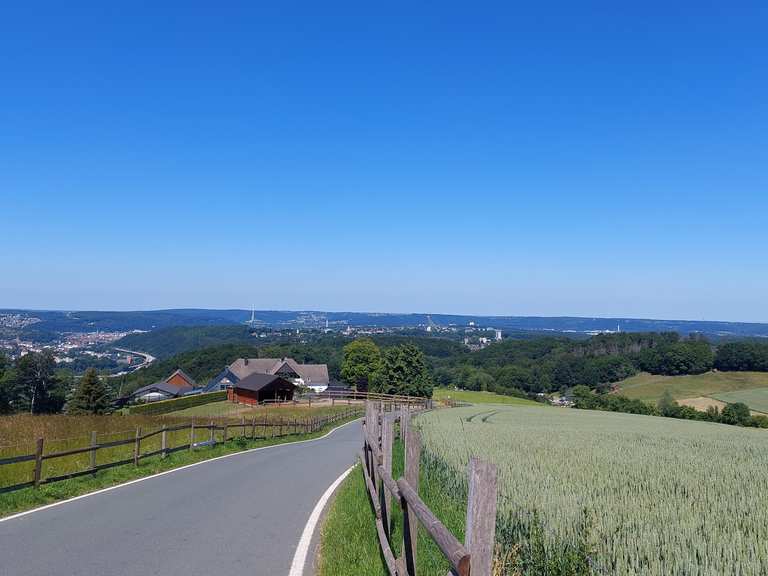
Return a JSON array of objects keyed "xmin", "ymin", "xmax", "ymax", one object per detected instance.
[
  {"xmin": 0, "ymin": 418, "xmax": 361, "ymax": 524},
  {"xmin": 288, "ymin": 463, "xmax": 356, "ymax": 576}
]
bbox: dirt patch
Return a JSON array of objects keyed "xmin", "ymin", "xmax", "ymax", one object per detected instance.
[
  {"xmin": 678, "ymin": 397, "xmax": 727, "ymax": 412},
  {"xmin": 678, "ymin": 396, "xmax": 767, "ymax": 416}
]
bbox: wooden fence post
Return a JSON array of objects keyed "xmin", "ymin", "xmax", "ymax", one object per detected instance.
[
  {"xmin": 400, "ymin": 405, "xmax": 408, "ymax": 441},
  {"xmin": 251, "ymin": 417, "xmax": 256, "ymax": 439},
  {"xmin": 90, "ymin": 431, "xmax": 98, "ymax": 472},
  {"xmin": 134, "ymin": 427, "xmax": 141, "ymax": 466},
  {"xmin": 190, "ymin": 420, "xmax": 195, "ymax": 451},
  {"xmin": 209, "ymin": 421, "xmax": 215, "ymax": 445},
  {"xmin": 223, "ymin": 423, "xmax": 228, "ymax": 442},
  {"xmin": 241, "ymin": 416, "xmax": 245, "ymax": 437},
  {"xmin": 161, "ymin": 425, "xmax": 167, "ymax": 459},
  {"xmin": 381, "ymin": 415, "xmax": 393, "ymax": 537},
  {"xmin": 465, "ymin": 458, "xmax": 498, "ymax": 576},
  {"xmin": 279, "ymin": 417, "xmax": 283, "ymax": 437},
  {"xmin": 402, "ymin": 423, "xmax": 421, "ymax": 576},
  {"xmin": 33, "ymin": 437, "xmax": 44, "ymax": 488}
]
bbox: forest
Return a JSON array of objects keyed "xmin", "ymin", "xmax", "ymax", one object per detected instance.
[{"xmin": 3, "ymin": 332, "xmax": 768, "ymax": 415}]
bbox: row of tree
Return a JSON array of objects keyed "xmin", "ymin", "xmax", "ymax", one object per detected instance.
[
  {"xmin": 0, "ymin": 351, "xmax": 111, "ymax": 415},
  {"xmin": 714, "ymin": 340, "xmax": 768, "ymax": 372},
  {"xmin": 572, "ymin": 385, "xmax": 766, "ymax": 428},
  {"xmin": 432, "ymin": 333, "xmax": 766, "ymax": 398},
  {"xmin": 340, "ymin": 339, "xmax": 433, "ymax": 397}
]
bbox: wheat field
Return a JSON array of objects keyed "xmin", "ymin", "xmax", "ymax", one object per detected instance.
[{"xmin": 416, "ymin": 405, "xmax": 768, "ymax": 575}]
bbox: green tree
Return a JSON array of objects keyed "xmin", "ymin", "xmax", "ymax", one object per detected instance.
[
  {"xmin": 15, "ymin": 351, "xmax": 65, "ymax": 413},
  {"xmin": 0, "ymin": 353, "xmax": 19, "ymax": 414},
  {"xmin": 721, "ymin": 402, "xmax": 751, "ymax": 426},
  {"xmin": 68, "ymin": 368, "xmax": 111, "ymax": 414},
  {"xmin": 657, "ymin": 388, "xmax": 679, "ymax": 417},
  {"xmin": 372, "ymin": 344, "xmax": 433, "ymax": 397},
  {"xmin": 340, "ymin": 338, "xmax": 382, "ymax": 392}
]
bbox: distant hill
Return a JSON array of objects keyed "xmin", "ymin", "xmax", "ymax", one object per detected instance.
[
  {"xmin": 114, "ymin": 325, "xmax": 261, "ymax": 359},
  {"xmin": 5, "ymin": 308, "xmax": 768, "ymax": 340}
]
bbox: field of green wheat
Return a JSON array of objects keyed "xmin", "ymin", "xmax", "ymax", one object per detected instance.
[{"xmin": 416, "ymin": 406, "xmax": 768, "ymax": 575}]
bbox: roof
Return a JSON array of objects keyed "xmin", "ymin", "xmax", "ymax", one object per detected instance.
[
  {"xmin": 125, "ymin": 368, "xmax": 199, "ymax": 401},
  {"xmin": 227, "ymin": 357, "xmax": 330, "ymax": 385},
  {"xmin": 165, "ymin": 368, "xmax": 197, "ymax": 388},
  {"xmin": 130, "ymin": 381, "xmax": 192, "ymax": 398},
  {"xmin": 233, "ymin": 374, "xmax": 295, "ymax": 393}
]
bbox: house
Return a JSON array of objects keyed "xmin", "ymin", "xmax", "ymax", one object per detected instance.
[
  {"xmin": 205, "ymin": 357, "xmax": 330, "ymax": 393},
  {"xmin": 228, "ymin": 374, "xmax": 295, "ymax": 405},
  {"xmin": 128, "ymin": 369, "xmax": 199, "ymax": 403}
]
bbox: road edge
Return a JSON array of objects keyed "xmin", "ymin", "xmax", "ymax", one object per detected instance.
[
  {"xmin": 0, "ymin": 417, "xmax": 361, "ymax": 524},
  {"xmin": 288, "ymin": 463, "xmax": 356, "ymax": 576}
]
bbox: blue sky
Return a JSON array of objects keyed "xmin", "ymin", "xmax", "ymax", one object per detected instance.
[{"xmin": 1, "ymin": 2, "xmax": 767, "ymax": 321}]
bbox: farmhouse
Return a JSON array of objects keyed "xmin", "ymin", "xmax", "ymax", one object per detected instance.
[
  {"xmin": 205, "ymin": 357, "xmax": 330, "ymax": 393},
  {"xmin": 227, "ymin": 374, "xmax": 295, "ymax": 405},
  {"xmin": 128, "ymin": 369, "xmax": 198, "ymax": 403}
]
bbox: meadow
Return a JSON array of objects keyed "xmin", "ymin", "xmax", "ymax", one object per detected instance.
[
  {"xmin": 712, "ymin": 388, "xmax": 768, "ymax": 414},
  {"xmin": 432, "ymin": 387, "xmax": 542, "ymax": 407},
  {"xmin": 616, "ymin": 370, "xmax": 768, "ymax": 402},
  {"xmin": 416, "ymin": 405, "xmax": 768, "ymax": 575}
]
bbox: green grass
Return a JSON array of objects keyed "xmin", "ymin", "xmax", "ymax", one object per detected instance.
[
  {"xmin": 167, "ymin": 400, "xmax": 354, "ymax": 419},
  {"xmin": 0, "ymin": 414, "xmax": 360, "ymax": 519},
  {"xmin": 317, "ymin": 465, "xmax": 387, "ymax": 576},
  {"xmin": 433, "ymin": 387, "xmax": 542, "ymax": 407},
  {"xmin": 319, "ymin": 427, "xmax": 469, "ymax": 576},
  {"xmin": 711, "ymin": 388, "xmax": 768, "ymax": 413},
  {"xmin": 616, "ymin": 371, "xmax": 768, "ymax": 402}
]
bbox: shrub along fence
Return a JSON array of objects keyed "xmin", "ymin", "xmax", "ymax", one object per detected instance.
[
  {"xmin": 361, "ymin": 401, "xmax": 498, "ymax": 576},
  {"xmin": 128, "ymin": 391, "xmax": 227, "ymax": 415},
  {"xmin": 0, "ymin": 406, "xmax": 362, "ymax": 495}
]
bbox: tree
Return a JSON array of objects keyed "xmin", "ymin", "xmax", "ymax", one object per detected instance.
[
  {"xmin": 657, "ymin": 389, "xmax": 679, "ymax": 417},
  {"xmin": 372, "ymin": 344, "xmax": 433, "ymax": 397},
  {"xmin": 340, "ymin": 339, "xmax": 382, "ymax": 392},
  {"xmin": 68, "ymin": 368, "xmax": 111, "ymax": 414},
  {"xmin": 15, "ymin": 351, "xmax": 65, "ymax": 413},
  {"xmin": 721, "ymin": 402, "xmax": 751, "ymax": 426},
  {"xmin": 0, "ymin": 353, "xmax": 18, "ymax": 414}
]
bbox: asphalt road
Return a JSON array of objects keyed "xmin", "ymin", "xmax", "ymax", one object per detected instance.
[{"xmin": 0, "ymin": 419, "xmax": 361, "ymax": 576}]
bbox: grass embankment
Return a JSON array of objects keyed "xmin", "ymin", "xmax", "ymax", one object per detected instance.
[
  {"xmin": 0, "ymin": 412, "xmax": 360, "ymax": 518},
  {"xmin": 0, "ymin": 405, "xmax": 360, "ymax": 515},
  {"xmin": 433, "ymin": 387, "xmax": 542, "ymax": 407},
  {"xmin": 319, "ymin": 432, "xmax": 467, "ymax": 576},
  {"xmin": 616, "ymin": 371, "xmax": 768, "ymax": 403},
  {"xmin": 169, "ymin": 399, "xmax": 354, "ymax": 419}
]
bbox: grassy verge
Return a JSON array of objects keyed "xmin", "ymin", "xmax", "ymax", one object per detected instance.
[
  {"xmin": 0, "ymin": 414, "xmax": 360, "ymax": 519},
  {"xmin": 317, "ymin": 465, "xmax": 386, "ymax": 575},
  {"xmin": 168, "ymin": 400, "xmax": 355, "ymax": 418},
  {"xmin": 318, "ymin": 435, "xmax": 467, "ymax": 576},
  {"xmin": 433, "ymin": 387, "xmax": 542, "ymax": 407}
]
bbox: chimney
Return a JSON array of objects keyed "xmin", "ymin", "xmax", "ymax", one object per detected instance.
[{"xmin": 244, "ymin": 358, "xmax": 249, "ymax": 366}]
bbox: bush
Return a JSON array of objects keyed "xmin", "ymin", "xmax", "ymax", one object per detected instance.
[{"xmin": 129, "ymin": 391, "xmax": 227, "ymax": 415}]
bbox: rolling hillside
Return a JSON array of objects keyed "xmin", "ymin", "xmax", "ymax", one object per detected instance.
[{"xmin": 617, "ymin": 371, "xmax": 768, "ymax": 415}]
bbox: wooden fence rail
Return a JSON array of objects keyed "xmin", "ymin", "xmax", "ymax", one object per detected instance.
[
  {"xmin": 0, "ymin": 407, "xmax": 363, "ymax": 495},
  {"xmin": 361, "ymin": 401, "xmax": 498, "ymax": 576}
]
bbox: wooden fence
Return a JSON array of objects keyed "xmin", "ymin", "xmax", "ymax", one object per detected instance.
[
  {"xmin": 361, "ymin": 401, "xmax": 498, "ymax": 576},
  {"xmin": 256, "ymin": 390, "xmax": 436, "ymax": 408},
  {"xmin": 0, "ymin": 407, "xmax": 362, "ymax": 495}
]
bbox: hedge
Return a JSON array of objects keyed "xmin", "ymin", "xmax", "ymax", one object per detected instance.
[{"xmin": 129, "ymin": 391, "xmax": 227, "ymax": 415}]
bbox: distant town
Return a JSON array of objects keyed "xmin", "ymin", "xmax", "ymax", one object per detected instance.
[
  {"xmin": 2, "ymin": 308, "xmax": 767, "ymax": 378},
  {"xmin": 0, "ymin": 310, "xmax": 518, "ymax": 375}
]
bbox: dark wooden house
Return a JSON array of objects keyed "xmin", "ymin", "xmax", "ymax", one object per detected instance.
[{"xmin": 228, "ymin": 374, "xmax": 295, "ymax": 405}]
